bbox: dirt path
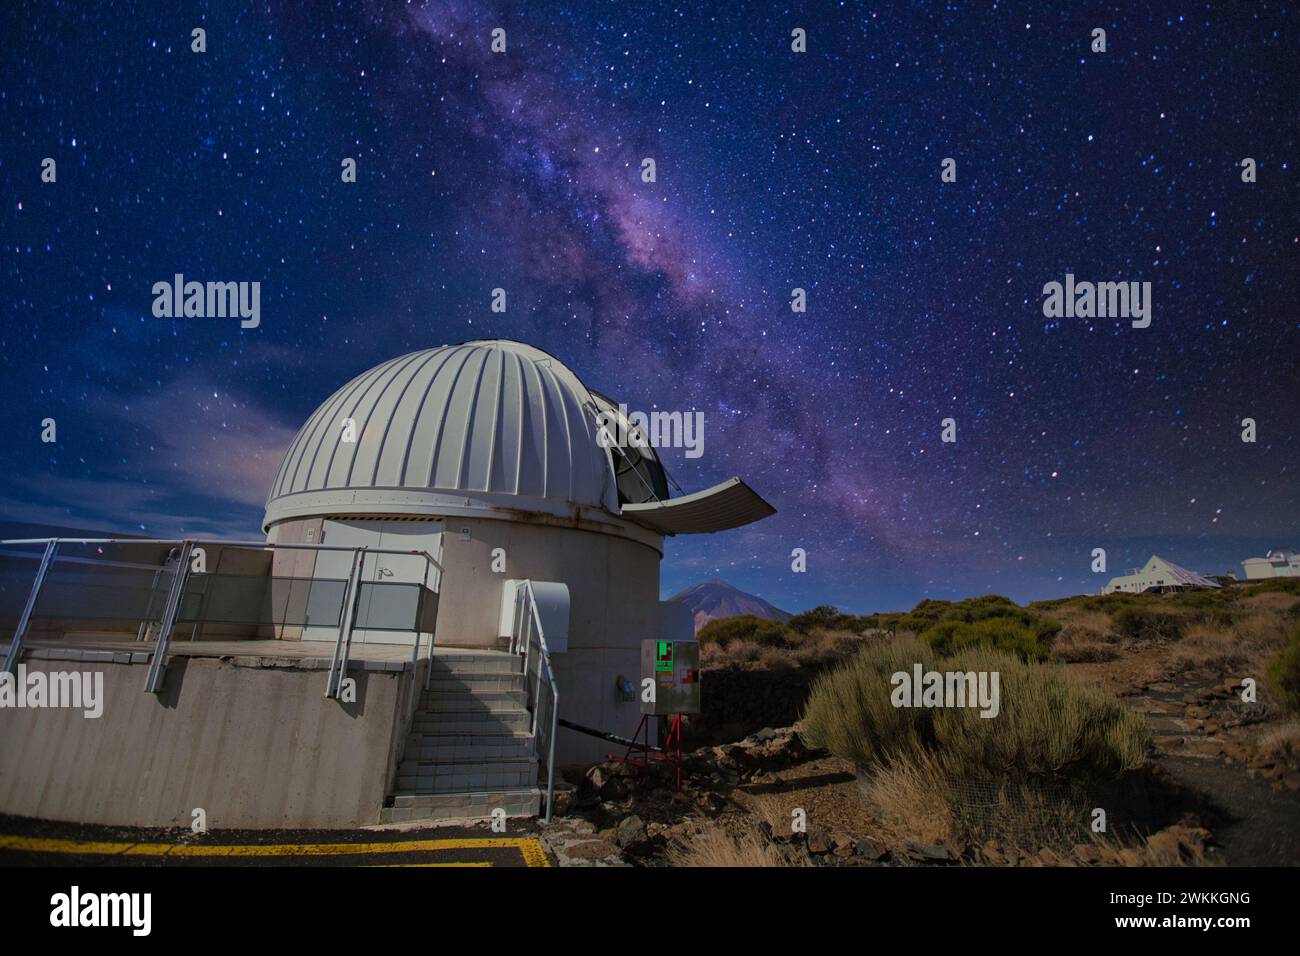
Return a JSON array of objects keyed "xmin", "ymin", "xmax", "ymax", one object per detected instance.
[
  {"xmin": 1050, "ymin": 635, "xmax": 1299, "ymax": 867},
  {"xmin": 1119, "ymin": 673, "xmax": 1300, "ymax": 866},
  {"xmin": 1152, "ymin": 755, "xmax": 1300, "ymax": 866}
]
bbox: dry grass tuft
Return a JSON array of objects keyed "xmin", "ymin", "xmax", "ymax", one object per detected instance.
[
  {"xmin": 1255, "ymin": 719, "xmax": 1300, "ymax": 762},
  {"xmin": 1053, "ymin": 609, "xmax": 1122, "ymax": 662},
  {"xmin": 664, "ymin": 823, "xmax": 790, "ymax": 867},
  {"xmin": 1170, "ymin": 622, "xmax": 1250, "ymax": 672},
  {"xmin": 860, "ymin": 751, "xmax": 955, "ymax": 847},
  {"xmin": 1229, "ymin": 610, "xmax": 1291, "ymax": 655},
  {"xmin": 1053, "ymin": 608, "xmax": 1119, "ymax": 638},
  {"xmin": 1237, "ymin": 591, "xmax": 1300, "ymax": 616},
  {"xmin": 744, "ymin": 793, "xmax": 800, "ymax": 837},
  {"xmin": 1054, "ymin": 634, "xmax": 1121, "ymax": 663}
]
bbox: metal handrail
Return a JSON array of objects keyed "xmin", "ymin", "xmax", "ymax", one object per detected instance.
[
  {"xmin": 0, "ymin": 536, "xmax": 446, "ymax": 574},
  {"xmin": 0, "ymin": 537, "xmax": 445, "ymax": 698},
  {"xmin": 514, "ymin": 580, "xmax": 559, "ymax": 824}
]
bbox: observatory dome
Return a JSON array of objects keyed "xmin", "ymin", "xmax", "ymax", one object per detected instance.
[
  {"xmin": 263, "ymin": 340, "xmax": 633, "ymax": 529},
  {"xmin": 263, "ymin": 338, "xmax": 774, "ymax": 537}
]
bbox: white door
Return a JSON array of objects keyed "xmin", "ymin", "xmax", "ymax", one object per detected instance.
[
  {"xmin": 303, "ymin": 518, "xmax": 443, "ymax": 646},
  {"xmin": 367, "ymin": 522, "xmax": 443, "ymax": 647},
  {"xmin": 301, "ymin": 519, "xmax": 383, "ymax": 644}
]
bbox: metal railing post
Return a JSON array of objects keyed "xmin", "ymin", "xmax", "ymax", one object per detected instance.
[
  {"xmin": 3, "ymin": 539, "xmax": 58, "ymax": 675},
  {"xmin": 424, "ymin": 627, "xmax": 436, "ymax": 692},
  {"xmin": 143, "ymin": 541, "xmax": 194, "ymax": 694},
  {"xmin": 136, "ymin": 567, "xmax": 162, "ymax": 641},
  {"xmin": 521, "ymin": 590, "xmax": 532, "ymax": 679},
  {"xmin": 325, "ymin": 548, "xmax": 364, "ymax": 698},
  {"xmin": 511, "ymin": 580, "xmax": 559, "ymax": 823},
  {"xmin": 0, "ymin": 537, "xmax": 447, "ymax": 690},
  {"xmin": 545, "ymin": 683, "xmax": 558, "ymax": 823},
  {"xmin": 336, "ymin": 548, "xmax": 367, "ymax": 696}
]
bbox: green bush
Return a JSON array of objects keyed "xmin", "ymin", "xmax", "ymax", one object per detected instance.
[
  {"xmin": 788, "ymin": 604, "xmax": 876, "ymax": 634},
  {"xmin": 1265, "ymin": 621, "xmax": 1300, "ymax": 713},
  {"xmin": 932, "ymin": 645, "xmax": 1149, "ymax": 778},
  {"xmin": 892, "ymin": 595, "xmax": 1059, "ymax": 659},
  {"xmin": 799, "ymin": 637, "xmax": 938, "ymax": 768},
  {"xmin": 799, "ymin": 638, "xmax": 1149, "ymax": 779},
  {"xmin": 898, "ymin": 595, "xmax": 1043, "ymax": 629},
  {"xmin": 1113, "ymin": 606, "xmax": 1185, "ymax": 641},
  {"xmin": 696, "ymin": 615, "xmax": 792, "ymax": 647},
  {"xmin": 1164, "ymin": 589, "xmax": 1232, "ymax": 609},
  {"xmin": 920, "ymin": 617, "xmax": 1053, "ymax": 661},
  {"xmin": 894, "ymin": 598, "xmax": 960, "ymax": 632},
  {"xmin": 875, "ymin": 612, "xmax": 907, "ymax": 633},
  {"xmin": 1061, "ymin": 592, "xmax": 1141, "ymax": 615},
  {"xmin": 1242, "ymin": 578, "xmax": 1300, "ymax": 598}
]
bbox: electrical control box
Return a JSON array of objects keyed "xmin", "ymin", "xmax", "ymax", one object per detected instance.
[{"xmin": 640, "ymin": 639, "xmax": 701, "ymax": 715}]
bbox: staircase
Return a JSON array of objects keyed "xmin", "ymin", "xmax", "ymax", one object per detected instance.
[{"xmin": 380, "ymin": 648, "xmax": 543, "ymax": 823}]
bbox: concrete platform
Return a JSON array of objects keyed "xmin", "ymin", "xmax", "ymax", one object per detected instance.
[
  {"xmin": 0, "ymin": 637, "xmax": 530, "ymax": 829},
  {"xmin": 2, "ymin": 638, "xmax": 511, "ymax": 672},
  {"xmin": 0, "ymin": 641, "xmax": 437, "ymax": 828}
]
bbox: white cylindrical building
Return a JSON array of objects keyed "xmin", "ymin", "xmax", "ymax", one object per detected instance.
[{"xmin": 262, "ymin": 339, "xmax": 774, "ymax": 764}]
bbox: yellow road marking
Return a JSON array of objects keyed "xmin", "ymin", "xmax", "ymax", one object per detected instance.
[
  {"xmin": 0, "ymin": 834, "xmax": 550, "ymax": 867},
  {"xmin": 369, "ymin": 862, "xmax": 494, "ymax": 868}
]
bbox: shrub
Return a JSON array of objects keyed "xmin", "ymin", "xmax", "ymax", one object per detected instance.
[
  {"xmin": 1114, "ymin": 606, "xmax": 1185, "ymax": 641},
  {"xmin": 930, "ymin": 646, "xmax": 1149, "ymax": 778},
  {"xmin": 920, "ymin": 617, "xmax": 1053, "ymax": 661},
  {"xmin": 696, "ymin": 614, "xmax": 791, "ymax": 647},
  {"xmin": 1066, "ymin": 592, "xmax": 1142, "ymax": 615},
  {"xmin": 1242, "ymin": 578, "xmax": 1300, "ymax": 598},
  {"xmin": 896, "ymin": 595, "xmax": 1029, "ymax": 632},
  {"xmin": 788, "ymin": 604, "xmax": 875, "ymax": 634},
  {"xmin": 1054, "ymin": 637, "xmax": 1121, "ymax": 663},
  {"xmin": 799, "ymin": 636, "xmax": 938, "ymax": 768},
  {"xmin": 875, "ymin": 612, "xmax": 907, "ymax": 633},
  {"xmin": 1265, "ymin": 621, "xmax": 1300, "ymax": 713},
  {"xmin": 1165, "ymin": 589, "xmax": 1232, "ymax": 610},
  {"xmin": 800, "ymin": 638, "xmax": 1149, "ymax": 780},
  {"xmin": 894, "ymin": 595, "xmax": 1059, "ymax": 656}
]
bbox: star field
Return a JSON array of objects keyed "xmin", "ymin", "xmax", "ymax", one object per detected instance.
[{"xmin": 1, "ymin": 1, "xmax": 1297, "ymax": 612}]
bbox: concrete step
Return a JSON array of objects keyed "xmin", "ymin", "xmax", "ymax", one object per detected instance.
[
  {"xmin": 419, "ymin": 689, "xmax": 527, "ymax": 712},
  {"xmin": 403, "ymin": 732, "xmax": 535, "ymax": 762},
  {"xmin": 382, "ymin": 787, "xmax": 541, "ymax": 823},
  {"xmin": 412, "ymin": 711, "xmax": 532, "ymax": 734},
  {"xmin": 428, "ymin": 654, "xmax": 520, "ymax": 676},
  {"xmin": 425, "ymin": 673, "xmax": 524, "ymax": 694},
  {"xmin": 396, "ymin": 757, "xmax": 538, "ymax": 792}
]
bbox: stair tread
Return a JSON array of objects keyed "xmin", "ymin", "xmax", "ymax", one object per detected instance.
[
  {"xmin": 401, "ymin": 755, "xmax": 537, "ymax": 766},
  {"xmin": 393, "ymin": 785, "xmax": 541, "ymax": 796},
  {"xmin": 405, "ymin": 733, "xmax": 533, "ymax": 738}
]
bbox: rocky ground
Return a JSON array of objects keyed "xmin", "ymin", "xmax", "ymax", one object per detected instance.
[
  {"xmin": 539, "ymin": 725, "xmax": 1224, "ymax": 867},
  {"xmin": 539, "ymin": 637, "xmax": 1300, "ymax": 867},
  {"xmin": 1088, "ymin": 657, "xmax": 1300, "ymax": 865}
]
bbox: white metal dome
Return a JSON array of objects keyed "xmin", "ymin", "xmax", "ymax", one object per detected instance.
[{"xmin": 263, "ymin": 340, "xmax": 620, "ymax": 529}]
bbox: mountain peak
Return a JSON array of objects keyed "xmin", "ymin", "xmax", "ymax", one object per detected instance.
[{"xmin": 668, "ymin": 579, "xmax": 791, "ymax": 634}]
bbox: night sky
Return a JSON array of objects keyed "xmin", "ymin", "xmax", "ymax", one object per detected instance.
[{"xmin": 2, "ymin": 2, "xmax": 1297, "ymax": 614}]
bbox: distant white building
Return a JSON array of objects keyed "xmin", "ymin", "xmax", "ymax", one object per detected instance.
[
  {"xmin": 1241, "ymin": 548, "xmax": 1300, "ymax": 580},
  {"xmin": 1103, "ymin": 555, "xmax": 1221, "ymax": 595}
]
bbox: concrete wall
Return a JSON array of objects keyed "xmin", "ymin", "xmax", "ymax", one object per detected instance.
[
  {"xmin": 267, "ymin": 514, "xmax": 665, "ymax": 765},
  {"xmin": 264, "ymin": 512, "xmax": 668, "ymax": 764},
  {"xmin": 434, "ymin": 517, "xmax": 662, "ymax": 764},
  {"xmin": 0, "ymin": 654, "xmax": 414, "ymax": 829}
]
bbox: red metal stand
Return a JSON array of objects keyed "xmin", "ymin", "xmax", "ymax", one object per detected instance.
[{"xmin": 608, "ymin": 713, "xmax": 684, "ymax": 790}]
